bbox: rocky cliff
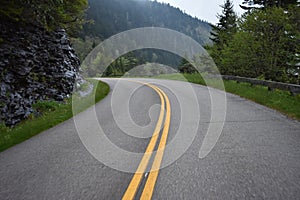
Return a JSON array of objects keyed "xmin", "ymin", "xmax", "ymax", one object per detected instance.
[{"xmin": 0, "ymin": 21, "xmax": 81, "ymax": 126}]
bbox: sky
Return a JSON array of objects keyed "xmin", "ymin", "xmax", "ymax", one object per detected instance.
[{"xmin": 153, "ymin": 0, "xmax": 246, "ymax": 24}]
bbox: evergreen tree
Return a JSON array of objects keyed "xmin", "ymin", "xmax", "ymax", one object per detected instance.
[
  {"xmin": 103, "ymin": 52, "xmax": 139, "ymax": 77},
  {"xmin": 240, "ymin": 0, "xmax": 298, "ymax": 9},
  {"xmin": 178, "ymin": 58, "xmax": 197, "ymax": 74},
  {"xmin": 221, "ymin": 6, "xmax": 299, "ymax": 83},
  {"xmin": 209, "ymin": 0, "xmax": 237, "ymax": 73}
]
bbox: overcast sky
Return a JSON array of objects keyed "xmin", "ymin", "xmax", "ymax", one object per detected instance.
[{"xmin": 153, "ymin": 0, "xmax": 246, "ymax": 24}]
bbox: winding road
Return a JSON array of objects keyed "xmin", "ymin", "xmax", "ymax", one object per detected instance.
[{"xmin": 0, "ymin": 78, "xmax": 300, "ymax": 199}]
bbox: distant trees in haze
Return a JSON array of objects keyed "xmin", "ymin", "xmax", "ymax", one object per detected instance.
[
  {"xmin": 76, "ymin": 0, "xmax": 212, "ymax": 77},
  {"xmin": 83, "ymin": 0, "xmax": 211, "ymax": 45}
]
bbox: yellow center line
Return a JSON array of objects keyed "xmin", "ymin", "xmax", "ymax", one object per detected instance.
[
  {"xmin": 122, "ymin": 81, "xmax": 166, "ymax": 200},
  {"xmin": 140, "ymin": 86, "xmax": 171, "ymax": 200}
]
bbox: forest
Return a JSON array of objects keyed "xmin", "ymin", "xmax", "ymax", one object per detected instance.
[
  {"xmin": 209, "ymin": 0, "xmax": 300, "ymax": 84},
  {"xmin": 72, "ymin": 0, "xmax": 212, "ymax": 76},
  {"xmin": 83, "ymin": 0, "xmax": 211, "ymax": 44}
]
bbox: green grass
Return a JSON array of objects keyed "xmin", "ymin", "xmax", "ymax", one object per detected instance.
[
  {"xmin": 0, "ymin": 80, "xmax": 110, "ymax": 152},
  {"xmin": 155, "ymin": 73, "xmax": 300, "ymax": 121}
]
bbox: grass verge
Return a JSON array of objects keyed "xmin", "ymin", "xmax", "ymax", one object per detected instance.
[
  {"xmin": 155, "ymin": 73, "xmax": 300, "ymax": 121},
  {"xmin": 0, "ymin": 80, "xmax": 110, "ymax": 152}
]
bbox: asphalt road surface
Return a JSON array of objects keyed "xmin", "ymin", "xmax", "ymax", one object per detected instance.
[{"xmin": 0, "ymin": 78, "xmax": 299, "ymax": 200}]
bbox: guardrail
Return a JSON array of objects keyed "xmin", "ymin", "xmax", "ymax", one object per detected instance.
[{"xmin": 220, "ymin": 75, "xmax": 300, "ymax": 95}]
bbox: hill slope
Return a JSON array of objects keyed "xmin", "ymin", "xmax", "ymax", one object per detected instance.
[{"xmin": 83, "ymin": 0, "xmax": 212, "ymax": 45}]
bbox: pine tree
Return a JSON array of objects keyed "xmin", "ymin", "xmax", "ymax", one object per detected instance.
[
  {"xmin": 240, "ymin": 0, "xmax": 298, "ymax": 9},
  {"xmin": 209, "ymin": 0, "xmax": 237, "ymax": 73},
  {"xmin": 221, "ymin": 6, "xmax": 299, "ymax": 83},
  {"xmin": 178, "ymin": 58, "xmax": 197, "ymax": 74}
]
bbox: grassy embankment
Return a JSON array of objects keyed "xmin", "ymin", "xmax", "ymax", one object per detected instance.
[
  {"xmin": 0, "ymin": 80, "xmax": 110, "ymax": 152},
  {"xmin": 155, "ymin": 73, "xmax": 300, "ymax": 121}
]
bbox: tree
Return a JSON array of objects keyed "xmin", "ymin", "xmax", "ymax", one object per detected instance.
[
  {"xmin": 221, "ymin": 6, "xmax": 299, "ymax": 83},
  {"xmin": 178, "ymin": 58, "xmax": 197, "ymax": 74},
  {"xmin": 209, "ymin": 0, "xmax": 237, "ymax": 73},
  {"xmin": 240, "ymin": 0, "xmax": 299, "ymax": 9},
  {"xmin": 103, "ymin": 52, "xmax": 138, "ymax": 77},
  {"xmin": 70, "ymin": 36, "xmax": 101, "ymax": 61},
  {"xmin": 221, "ymin": 31, "xmax": 263, "ymax": 77}
]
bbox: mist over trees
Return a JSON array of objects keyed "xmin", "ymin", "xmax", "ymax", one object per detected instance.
[
  {"xmin": 83, "ymin": 0, "xmax": 211, "ymax": 45},
  {"xmin": 75, "ymin": 0, "xmax": 212, "ymax": 77}
]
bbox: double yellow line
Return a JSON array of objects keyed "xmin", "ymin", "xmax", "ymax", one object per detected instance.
[{"xmin": 122, "ymin": 81, "xmax": 171, "ymax": 200}]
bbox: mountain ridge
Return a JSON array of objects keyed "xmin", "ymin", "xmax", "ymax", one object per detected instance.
[{"xmin": 83, "ymin": 0, "xmax": 212, "ymax": 45}]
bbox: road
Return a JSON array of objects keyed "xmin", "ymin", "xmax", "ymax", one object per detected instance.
[{"xmin": 0, "ymin": 78, "xmax": 300, "ymax": 199}]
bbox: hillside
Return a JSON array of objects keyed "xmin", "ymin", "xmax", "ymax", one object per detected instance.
[
  {"xmin": 76, "ymin": 0, "xmax": 212, "ymax": 76},
  {"xmin": 83, "ymin": 0, "xmax": 212, "ymax": 45}
]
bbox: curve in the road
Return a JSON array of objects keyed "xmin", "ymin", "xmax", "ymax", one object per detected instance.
[
  {"xmin": 1, "ymin": 78, "xmax": 299, "ymax": 199},
  {"xmin": 122, "ymin": 81, "xmax": 171, "ymax": 200}
]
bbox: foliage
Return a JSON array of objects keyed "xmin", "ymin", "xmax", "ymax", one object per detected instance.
[
  {"xmin": 0, "ymin": 1, "xmax": 23, "ymax": 21},
  {"xmin": 209, "ymin": 0, "xmax": 237, "ymax": 73},
  {"xmin": 209, "ymin": 0, "xmax": 300, "ymax": 84},
  {"xmin": 221, "ymin": 31, "xmax": 262, "ymax": 77},
  {"xmin": 241, "ymin": 0, "xmax": 299, "ymax": 9},
  {"xmin": 103, "ymin": 53, "xmax": 138, "ymax": 77},
  {"xmin": 82, "ymin": 48, "xmax": 182, "ymax": 77},
  {"xmin": 221, "ymin": 6, "xmax": 300, "ymax": 83},
  {"xmin": 178, "ymin": 58, "xmax": 198, "ymax": 74},
  {"xmin": 0, "ymin": 0, "xmax": 88, "ymax": 35},
  {"xmin": 70, "ymin": 36, "xmax": 102, "ymax": 61}
]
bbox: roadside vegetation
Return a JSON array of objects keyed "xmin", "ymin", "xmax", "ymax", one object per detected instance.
[
  {"xmin": 156, "ymin": 73, "xmax": 300, "ymax": 121},
  {"xmin": 0, "ymin": 80, "xmax": 109, "ymax": 152},
  {"xmin": 163, "ymin": 0, "xmax": 300, "ymax": 120},
  {"xmin": 1, "ymin": 0, "xmax": 88, "ymax": 36},
  {"xmin": 208, "ymin": 0, "xmax": 299, "ymax": 84}
]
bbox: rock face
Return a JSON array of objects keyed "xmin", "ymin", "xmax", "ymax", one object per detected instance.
[{"xmin": 0, "ymin": 22, "xmax": 81, "ymax": 126}]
